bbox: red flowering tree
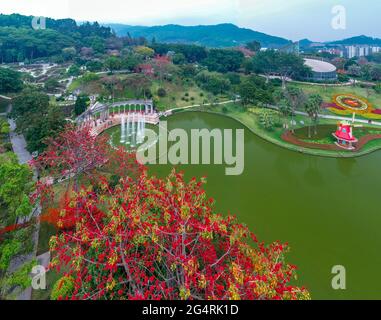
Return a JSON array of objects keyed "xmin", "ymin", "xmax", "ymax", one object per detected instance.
[
  {"xmin": 32, "ymin": 124, "xmax": 110, "ymax": 185},
  {"xmin": 48, "ymin": 156, "xmax": 310, "ymax": 300}
]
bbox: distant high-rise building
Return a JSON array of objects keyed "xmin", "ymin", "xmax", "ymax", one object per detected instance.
[
  {"xmin": 345, "ymin": 46, "xmax": 357, "ymax": 59},
  {"xmin": 345, "ymin": 45, "xmax": 380, "ymax": 58}
]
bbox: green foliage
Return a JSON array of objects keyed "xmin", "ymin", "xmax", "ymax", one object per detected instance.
[
  {"xmin": 85, "ymin": 60, "xmax": 103, "ymax": 72},
  {"xmin": 0, "ymin": 14, "xmax": 113, "ymax": 63},
  {"xmin": 0, "ymin": 118, "xmax": 10, "ymax": 135},
  {"xmin": 172, "ymin": 53, "xmax": 186, "ymax": 65},
  {"xmin": 67, "ymin": 65, "xmax": 81, "ymax": 77},
  {"xmin": 195, "ymin": 71, "xmax": 231, "ymax": 95},
  {"xmin": 239, "ymin": 75, "xmax": 274, "ymax": 105},
  {"xmin": 74, "ymin": 94, "xmax": 90, "ymax": 116},
  {"xmin": 252, "ymin": 50, "xmax": 310, "ymax": 80},
  {"xmin": 202, "ymin": 49, "xmax": 244, "ymax": 73},
  {"xmin": 0, "ymin": 152, "xmax": 33, "ymax": 220},
  {"xmin": 104, "ymin": 56, "xmax": 123, "ymax": 72},
  {"xmin": 150, "ymin": 43, "xmax": 207, "ymax": 63},
  {"xmin": 226, "ymin": 72, "xmax": 241, "ymax": 85},
  {"xmin": 80, "ymin": 72, "xmax": 100, "ymax": 84},
  {"xmin": 0, "ymin": 68, "xmax": 23, "ymax": 94},
  {"xmin": 121, "ymin": 23, "xmax": 289, "ymax": 48},
  {"xmin": 12, "ymin": 89, "xmax": 66, "ymax": 153},
  {"xmin": 157, "ymin": 88, "xmax": 167, "ymax": 97},
  {"xmin": 44, "ymin": 78, "xmax": 60, "ymax": 92},
  {"xmin": 258, "ymin": 109, "xmax": 278, "ymax": 131},
  {"xmin": 62, "ymin": 47, "xmax": 76, "ymax": 61},
  {"xmin": 246, "ymin": 41, "xmax": 261, "ymax": 52},
  {"xmin": 1, "ymin": 260, "xmax": 37, "ymax": 298},
  {"xmin": 375, "ymin": 83, "xmax": 381, "ymax": 94},
  {"xmin": 0, "ymin": 239, "xmax": 21, "ymax": 271},
  {"xmin": 51, "ymin": 276, "xmax": 75, "ymax": 300}
]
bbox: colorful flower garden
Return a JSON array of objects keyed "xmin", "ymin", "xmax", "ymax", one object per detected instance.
[{"xmin": 325, "ymin": 94, "xmax": 381, "ymax": 120}]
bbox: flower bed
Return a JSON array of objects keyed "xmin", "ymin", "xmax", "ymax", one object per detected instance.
[{"xmin": 327, "ymin": 94, "xmax": 381, "ymax": 120}]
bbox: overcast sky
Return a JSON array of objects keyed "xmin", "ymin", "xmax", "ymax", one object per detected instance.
[{"xmin": 0, "ymin": 0, "xmax": 380, "ymax": 41}]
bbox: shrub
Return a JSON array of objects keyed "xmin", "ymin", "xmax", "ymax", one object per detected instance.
[
  {"xmin": 51, "ymin": 276, "xmax": 75, "ymax": 300},
  {"xmin": 157, "ymin": 88, "xmax": 167, "ymax": 97}
]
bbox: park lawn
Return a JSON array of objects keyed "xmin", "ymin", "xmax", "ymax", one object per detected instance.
[
  {"xmin": 289, "ymin": 82, "xmax": 381, "ymax": 109},
  {"xmin": 151, "ymin": 79, "xmax": 211, "ymax": 111}
]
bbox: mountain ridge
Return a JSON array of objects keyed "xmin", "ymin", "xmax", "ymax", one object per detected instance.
[{"xmin": 105, "ymin": 23, "xmax": 291, "ymax": 48}]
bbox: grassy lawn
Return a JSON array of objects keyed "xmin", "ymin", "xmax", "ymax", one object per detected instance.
[
  {"xmin": 37, "ymin": 222, "xmax": 57, "ymax": 256},
  {"xmin": 151, "ymin": 79, "xmax": 211, "ymax": 111}
]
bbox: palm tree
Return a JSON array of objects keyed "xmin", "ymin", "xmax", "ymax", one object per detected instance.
[
  {"xmin": 279, "ymin": 99, "xmax": 292, "ymax": 129},
  {"xmin": 284, "ymin": 87, "xmax": 306, "ymax": 133},
  {"xmin": 304, "ymin": 94, "xmax": 323, "ymax": 138}
]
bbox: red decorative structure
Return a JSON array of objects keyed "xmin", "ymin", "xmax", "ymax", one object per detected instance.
[{"xmin": 332, "ymin": 121, "xmax": 358, "ymax": 150}]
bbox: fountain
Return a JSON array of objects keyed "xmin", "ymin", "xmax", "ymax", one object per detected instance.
[
  {"xmin": 120, "ymin": 115, "xmax": 126, "ymax": 144},
  {"xmin": 119, "ymin": 104, "xmax": 150, "ymax": 149}
]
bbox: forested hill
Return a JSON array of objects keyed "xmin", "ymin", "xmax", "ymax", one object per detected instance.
[
  {"xmin": 328, "ymin": 35, "xmax": 381, "ymax": 46},
  {"xmin": 0, "ymin": 13, "xmax": 113, "ymax": 63},
  {"xmin": 106, "ymin": 23, "xmax": 291, "ymax": 48}
]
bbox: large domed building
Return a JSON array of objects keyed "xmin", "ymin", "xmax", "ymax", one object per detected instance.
[{"xmin": 303, "ymin": 58, "xmax": 337, "ymax": 82}]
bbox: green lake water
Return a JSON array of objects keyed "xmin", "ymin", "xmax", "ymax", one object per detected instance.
[{"xmin": 105, "ymin": 111, "xmax": 381, "ymax": 300}]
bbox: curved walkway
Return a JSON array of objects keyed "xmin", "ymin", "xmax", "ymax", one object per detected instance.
[{"xmin": 6, "ymin": 110, "xmax": 41, "ymax": 300}]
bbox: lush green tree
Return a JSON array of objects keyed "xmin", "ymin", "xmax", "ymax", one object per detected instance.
[
  {"xmin": 0, "ymin": 118, "xmax": 10, "ymax": 135},
  {"xmin": 304, "ymin": 94, "xmax": 323, "ymax": 137},
  {"xmin": 259, "ymin": 109, "xmax": 276, "ymax": 131},
  {"xmin": 370, "ymin": 65, "xmax": 381, "ymax": 81},
  {"xmin": 252, "ymin": 50, "xmax": 310, "ymax": 87},
  {"xmin": 74, "ymin": 94, "xmax": 90, "ymax": 116},
  {"xmin": 151, "ymin": 43, "xmax": 207, "ymax": 63},
  {"xmin": 195, "ymin": 71, "xmax": 231, "ymax": 95},
  {"xmin": 202, "ymin": 49, "xmax": 244, "ymax": 73},
  {"xmin": 67, "ymin": 64, "xmax": 81, "ymax": 77},
  {"xmin": 157, "ymin": 88, "xmax": 167, "ymax": 97},
  {"xmin": 85, "ymin": 60, "xmax": 103, "ymax": 72},
  {"xmin": 0, "ymin": 68, "xmax": 23, "ymax": 94},
  {"xmin": 12, "ymin": 89, "xmax": 65, "ymax": 152},
  {"xmin": 62, "ymin": 47, "xmax": 77, "ymax": 61},
  {"xmin": 239, "ymin": 75, "xmax": 274, "ymax": 106},
  {"xmin": 246, "ymin": 41, "xmax": 261, "ymax": 52},
  {"xmin": 279, "ymin": 99, "xmax": 292, "ymax": 129},
  {"xmin": 104, "ymin": 56, "xmax": 123, "ymax": 73},
  {"xmin": 283, "ymin": 87, "xmax": 306, "ymax": 133},
  {"xmin": 134, "ymin": 46, "xmax": 155, "ymax": 59},
  {"xmin": 226, "ymin": 72, "xmax": 241, "ymax": 85},
  {"xmin": 44, "ymin": 78, "xmax": 60, "ymax": 92},
  {"xmin": 0, "ymin": 153, "xmax": 33, "ymax": 222},
  {"xmin": 181, "ymin": 64, "xmax": 197, "ymax": 78},
  {"xmin": 172, "ymin": 53, "xmax": 186, "ymax": 65}
]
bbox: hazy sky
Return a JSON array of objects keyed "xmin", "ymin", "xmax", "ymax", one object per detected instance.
[{"xmin": 0, "ymin": 0, "xmax": 380, "ymax": 41}]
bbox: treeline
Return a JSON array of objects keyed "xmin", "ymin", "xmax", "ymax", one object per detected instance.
[{"xmin": 0, "ymin": 14, "xmax": 114, "ymax": 63}]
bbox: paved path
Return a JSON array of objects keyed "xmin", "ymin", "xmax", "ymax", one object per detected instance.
[
  {"xmin": 37, "ymin": 252, "xmax": 51, "ymax": 270},
  {"xmin": 6, "ymin": 110, "xmax": 41, "ymax": 300},
  {"xmin": 166, "ymin": 99, "xmax": 240, "ymax": 114},
  {"xmin": 7, "ymin": 119, "xmax": 33, "ymax": 164},
  {"xmin": 294, "ymin": 111, "xmax": 381, "ymax": 126}
]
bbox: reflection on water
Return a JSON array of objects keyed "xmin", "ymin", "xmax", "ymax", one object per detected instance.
[
  {"xmin": 336, "ymin": 157, "xmax": 357, "ymax": 177},
  {"xmin": 109, "ymin": 111, "xmax": 381, "ymax": 299}
]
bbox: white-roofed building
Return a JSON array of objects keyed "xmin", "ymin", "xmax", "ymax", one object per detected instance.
[{"xmin": 303, "ymin": 58, "xmax": 337, "ymax": 82}]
